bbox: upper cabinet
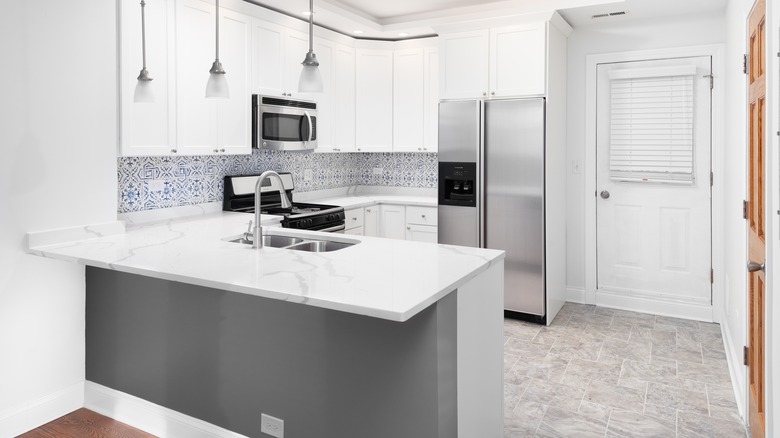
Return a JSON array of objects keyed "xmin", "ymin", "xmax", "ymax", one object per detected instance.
[
  {"xmin": 392, "ymin": 46, "xmax": 439, "ymax": 153},
  {"xmin": 119, "ymin": 0, "xmax": 174, "ymax": 156},
  {"xmin": 355, "ymin": 48, "xmax": 394, "ymax": 152},
  {"xmin": 119, "ymin": 0, "xmax": 251, "ymax": 156},
  {"xmin": 439, "ymin": 23, "xmax": 547, "ymax": 99},
  {"xmin": 332, "ymin": 44, "xmax": 356, "ymax": 152}
]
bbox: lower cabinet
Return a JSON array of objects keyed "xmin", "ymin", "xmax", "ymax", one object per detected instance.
[
  {"xmin": 344, "ymin": 204, "xmax": 438, "ymax": 241},
  {"xmin": 379, "ymin": 205, "xmax": 407, "ymax": 240}
]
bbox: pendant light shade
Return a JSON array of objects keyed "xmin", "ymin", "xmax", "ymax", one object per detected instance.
[
  {"xmin": 298, "ymin": 0, "xmax": 322, "ymax": 93},
  {"xmin": 206, "ymin": 0, "xmax": 229, "ymax": 99},
  {"xmin": 133, "ymin": 0, "xmax": 154, "ymax": 103}
]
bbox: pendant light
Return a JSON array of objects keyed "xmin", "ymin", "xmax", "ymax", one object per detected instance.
[
  {"xmin": 298, "ymin": 0, "xmax": 322, "ymax": 93},
  {"xmin": 133, "ymin": 0, "xmax": 154, "ymax": 103},
  {"xmin": 205, "ymin": 0, "xmax": 229, "ymax": 98}
]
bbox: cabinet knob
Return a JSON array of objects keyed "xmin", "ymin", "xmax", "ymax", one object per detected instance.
[
  {"xmin": 407, "ymin": 226, "xmax": 411, "ymax": 230},
  {"xmin": 482, "ymin": 92, "xmax": 487, "ymax": 96},
  {"xmin": 213, "ymin": 148, "xmax": 219, "ymax": 153},
  {"xmin": 366, "ymin": 208, "xmax": 371, "ymax": 212},
  {"xmin": 357, "ymin": 148, "xmax": 362, "ymax": 151},
  {"xmin": 220, "ymin": 148, "xmax": 225, "ymax": 153},
  {"xmin": 491, "ymin": 91, "xmax": 495, "ymax": 96},
  {"xmin": 418, "ymin": 148, "xmax": 422, "ymax": 151},
  {"xmin": 170, "ymin": 149, "xmax": 177, "ymax": 153},
  {"xmin": 421, "ymin": 214, "xmax": 426, "ymax": 218}
]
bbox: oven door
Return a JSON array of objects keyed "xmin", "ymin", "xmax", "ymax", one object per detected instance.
[{"xmin": 256, "ymin": 105, "xmax": 317, "ymax": 151}]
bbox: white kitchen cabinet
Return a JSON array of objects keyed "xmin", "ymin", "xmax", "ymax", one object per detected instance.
[
  {"xmin": 251, "ymin": 18, "xmax": 285, "ymax": 96},
  {"xmin": 439, "ymin": 30, "xmax": 489, "ymax": 100},
  {"xmin": 332, "ymin": 44, "xmax": 356, "ymax": 152},
  {"xmin": 344, "ymin": 207, "xmax": 364, "ymax": 235},
  {"xmin": 119, "ymin": 0, "xmax": 175, "ymax": 156},
  {"xmin": 379, "ymin": 204, "xmax": 406, "ymax": 240},
  {"xmin": 423, "ymin": 47, "xmax": 439, "ymax": 152},
  {"xmin": 355, "ymin": 49, "xmax": 393, "ymax": 152},
  {"xmin": 393, "ymin": 48, "xmax": 425, "ymax": 152},
  {"xmin": 316, "ymin": 40, "xmax": 355, "ymax": 153},
  {"xmin": 439, "ymin": 24, "xmax": 546, "ymax": 99},
  {"xmin": 364, "ymin": 206, "xmax": 379, "ymax": 237},
  {"xmin": 489, "ymin": 24, "xmax": 545, "ymax": 97},
  {"xmin": 175, "ymin": 0, "xmax": 251, "ymax": 155},
  {"xmin": 406, "ymin": 224, "xmax": 438, "ymax": 243},
  {"xmin": 405, "ymin": 206, "xmax": 438, "ymax": 243}
]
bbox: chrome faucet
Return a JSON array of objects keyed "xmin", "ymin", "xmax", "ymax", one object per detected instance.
[{"xmin": 254, "ymin": 170, "xmax": 292, "ymax": 248}]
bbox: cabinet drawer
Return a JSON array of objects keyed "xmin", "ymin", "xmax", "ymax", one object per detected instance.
[
  {"xmin": 345, "ymin": 207, "xmax": 365, "ymax": 229},
  {"xmin": 406, "ymin": 206, "xmax": 438, "ymax": 226}
]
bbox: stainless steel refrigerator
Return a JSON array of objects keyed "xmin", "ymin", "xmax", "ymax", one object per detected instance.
[{"xmin": 438, "ymin": 98, "xmax": 546, "ymax": 321}]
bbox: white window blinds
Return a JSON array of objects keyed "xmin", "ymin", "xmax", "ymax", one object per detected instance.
[{"xmin": 609, "ymin": 66, "xmax": 696, "ymax": 183}]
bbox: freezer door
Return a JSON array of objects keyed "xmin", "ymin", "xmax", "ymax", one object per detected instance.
[
  {"xmin": 484, "ymin": 98, "xmax": 545, "ymax": 316},
  {"xmin": 438, "ymin": 100, "xmax": 480, "ymax": 163}
]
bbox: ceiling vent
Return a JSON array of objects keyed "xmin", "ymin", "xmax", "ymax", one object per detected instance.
[{"xmin": 592, "ymin": 11, "xmax": 628, "ymax": 19}]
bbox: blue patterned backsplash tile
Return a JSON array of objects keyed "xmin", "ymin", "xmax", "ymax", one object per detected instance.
[{"xmin": 117, "ymin": 150, "xmax": 438, "ymax": 212}]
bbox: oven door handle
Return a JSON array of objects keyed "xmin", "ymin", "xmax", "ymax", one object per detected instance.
[
  {"xmin": 304, "ymin": 111, "xmax": 313, "ymax": 145},
  {"xmin": 318, "ymin": 224, "xmax": 346, "ymax": 233}
]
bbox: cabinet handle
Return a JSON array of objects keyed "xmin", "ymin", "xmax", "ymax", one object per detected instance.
[
  {"xmin": 352, "ymin": 217, "xmax": 357, "ymax": 221},
  {"xmin": 418, "ymin": 147, "xmax": 422, "ymax": 151},
  {"xmin": 482, "ymin": 92, "xmax": 487, "ymax": 96},
  {"xmin": 170, "ymin": 149, "xmax": 177, "ymax": 153},
  {"xmin": 407, "ymin": 226, "xmax": 411, "ymax": 230},
  {"xmin": 491, "ymin": 91, "xmax": 495, "ymax": 96},
  {"xmin": 357, "ymin": 148, "xmax": 362, "ymax": 151},
  {"xmin": 213, "ymin": 148, "xmax": 219, "ymax": 153},
  {"xmin": 421, "ymin": 214, "xmax": 426, "ymax": 218},
  {"xmin": 220, "ymin": 148, "xmax": 225, "ymax": 153},
  {"xmin": 366, "ymin": 208, "xmax": 371, "ymax": 213}
]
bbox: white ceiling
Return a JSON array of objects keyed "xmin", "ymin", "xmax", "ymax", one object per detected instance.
[{"xmin": 248, "ymin": 0, "xmax": 728, "ymax": 40}]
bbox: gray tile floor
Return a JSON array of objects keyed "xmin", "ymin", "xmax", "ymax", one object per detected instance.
[{"xmin": 503, "ymin": 303, "xmax": 748, "ymax": 437}]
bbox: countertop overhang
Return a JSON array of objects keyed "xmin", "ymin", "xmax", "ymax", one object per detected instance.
[{"xmin": 28, "ymin": 209, "xmax": 504, "ymax": 322}]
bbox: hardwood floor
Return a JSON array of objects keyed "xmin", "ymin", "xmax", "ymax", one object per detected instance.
[{"xmin": 17, "ymin": 408, "xmax": 156, "ymax": 438}]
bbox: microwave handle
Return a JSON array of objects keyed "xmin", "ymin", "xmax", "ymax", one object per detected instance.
[{"xmin": 304, "ymin": 111, "xmax": 313, "ymax": 145}]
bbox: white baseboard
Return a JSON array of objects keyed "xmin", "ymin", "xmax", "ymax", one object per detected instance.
[
  {"xmin": 720, "ymin": 319, "xmax": 747, "ymax": 419},
  {"xmin": 595, "ymin": 290, "xmax": 713, "ymax": 322},
  {"xmin": 0, "ymin": 382, "xmax": 84, "ymax": 437},
  {"xmin": 566, "ymin": 286, "xmax": 587, "ymax": 303},
  {"xmin": 84, "ymin": 381, "xmax": 248, "ymax": 438}
]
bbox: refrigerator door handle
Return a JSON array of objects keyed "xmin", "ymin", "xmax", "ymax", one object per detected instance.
[{"xmin": 478, "ymin": 100, "xmax": 486, "ymax": 249}]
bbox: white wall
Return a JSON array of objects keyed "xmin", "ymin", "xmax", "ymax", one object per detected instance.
[
  {"xmin": 565, "ymin": 11, "xmax": 728, "ymax": 294},
  {"xmin": 0, "ymin": 0, "xmax": 117, "ymax": 435}
]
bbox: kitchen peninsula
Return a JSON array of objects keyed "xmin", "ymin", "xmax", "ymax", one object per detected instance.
[{"xmin": 27, "ymin": 210, "xmax": 505, "ymax": 438}]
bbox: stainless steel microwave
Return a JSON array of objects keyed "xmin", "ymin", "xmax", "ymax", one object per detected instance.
[{"xmin": 252, "ymin": 94, "xmax": 317, "ymax": 151}]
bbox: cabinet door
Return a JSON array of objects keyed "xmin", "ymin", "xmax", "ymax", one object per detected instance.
[
  {"xmin": 393, "ymin": 48, "xmax": 424, "ymax": 152},
  {"xmin": 344, "ymin": 226, "xmax": 364, "ymax": 236},
  {"xmin": 355, "ymin": 49, "xmax": 393, "ymax": 152},
  {"xmin": 406, "ymin": 206, "xmax": 438, "ymax": 226},
  {"xmin": 489, "ymin": 24, "xmax": 546, "ymax": 97},
  {"xmin": 406, "ymin": 224, "xmax": 438, "ymax": 243},
  {"xmin": 119, "ymin": 0, "xmax": 174, "ymax": 156},
  {"xmin": 332, "ymin": 44, "xmax": 356, "ymax": 152},
  {"xmin": 423, "ymin": 47, "xmax": 439, "ymax": 152},
  {"xmin": 344, "ymin": 207, "xmax": 364, "ymax": 230},
  {"xmin": 175, "ymin": 0, "xmax": 217, "ymax": 154},
  {"xmin": 283, "ymin": 30, "xmax": 310, "ymax": 98},
  {"xmin": 364, "ymin": 206, "xmax": 379, "ymax": 237},
  {"xmin": 439, "ymin": 30, "xmax": 489, "ymax": 99},
  {"xmin": 380, "ymin": 205, "xmax": 406, "ymax": 240},
  {"xmin": 252, "ymin": 18, "xmax": 285, "ymax": 96},
  {"xmin": 312, "ymin": 38, "xmax": 334, "ymax": 151},
  {"xmin": 217, "ymin": 8, "xmax": 251, "ymax": 154}
]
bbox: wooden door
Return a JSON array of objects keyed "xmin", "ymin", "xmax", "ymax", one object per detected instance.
[{"xmin": 747, "ymin": 0, "xmax": 767, "ymax": 436}]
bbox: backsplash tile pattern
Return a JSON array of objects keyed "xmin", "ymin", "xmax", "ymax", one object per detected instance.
[{"xmin": 117, "ymin": 150, "xmax": 438, "ymax": 212}]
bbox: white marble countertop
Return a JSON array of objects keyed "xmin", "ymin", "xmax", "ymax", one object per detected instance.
[{"xmin": 28, "ymin": 211, "xmax": 503, "ymax": 322}]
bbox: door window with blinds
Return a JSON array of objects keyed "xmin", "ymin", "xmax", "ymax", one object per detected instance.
[{"xmin": 608, "ymin": 66, "xmax": 697, "ymax": 184}]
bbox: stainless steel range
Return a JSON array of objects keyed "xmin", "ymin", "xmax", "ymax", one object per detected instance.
[{"xmin": 223, "ymin": 173, "xmax": 346, "ymax": 232}]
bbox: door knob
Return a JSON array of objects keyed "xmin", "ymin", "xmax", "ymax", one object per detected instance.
[
  {"xmin": 748, "ymin": 260, "xmax": 765, "ymax": 273},
  {"xmin": 600, "ymin": 190, "xmax": 610, "ymax": 199}
]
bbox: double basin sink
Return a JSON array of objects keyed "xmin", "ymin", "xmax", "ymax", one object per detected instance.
[{"xmin": 225, "ymin": 229, "xmax": 357, "ymax": 252}]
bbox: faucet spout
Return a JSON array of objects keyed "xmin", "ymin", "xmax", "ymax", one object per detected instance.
[{"xmin": 253, "ymin": 170, "xmax": 291, "ymax": 248}]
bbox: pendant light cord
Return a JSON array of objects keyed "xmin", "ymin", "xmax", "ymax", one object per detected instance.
[
  {"xmin": 140, "ymin": 0, "xmax": 147, "ymax": 70},
  {"xmin": 215, "ymin": 0, "xmax": 220, "ymax": 62},
  {"xmin": 308, "ymin": 0, "xmax": 314, "ymax": 52}
]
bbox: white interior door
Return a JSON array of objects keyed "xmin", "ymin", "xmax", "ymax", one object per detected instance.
[{"xmin": 596, "ymin": 56, "xmax": 712, "ymax": 306}]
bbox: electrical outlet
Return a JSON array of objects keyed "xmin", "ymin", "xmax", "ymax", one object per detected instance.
[
  {"xmin": 303, "ymin": 169, "xmax": 313, "ymax": 181},
  {"xmin": 373, "ymin": 167, "xmax": 383, "ymax": 175},
  {"xmin": 148, "ymin": 179, "xmax": 166, "ymax": 191},
  {"xmin": 571, "ymin": 160, "xmax": 581, "ymax": 174},
  {"xmin": 261, "ymin": 413, "xmax": 284, "ymax": 438}
]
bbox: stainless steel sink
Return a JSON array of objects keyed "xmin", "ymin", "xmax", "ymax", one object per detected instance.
[
  {"xmin": 224, "ymin": 231, "xmax": 357, "ymax": 252},
  {"xmin": 286, "ymin": 240, "xmax": 354, "ymax": 252}
]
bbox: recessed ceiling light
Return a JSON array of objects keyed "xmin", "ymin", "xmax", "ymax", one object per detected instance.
[
  {"xmin": 397, "ymin": 32, "xmax": 409, "ymax": 37},
  {"xmin": 353, "ymin": 30, "xmax": 363, "ymax": 34}
]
